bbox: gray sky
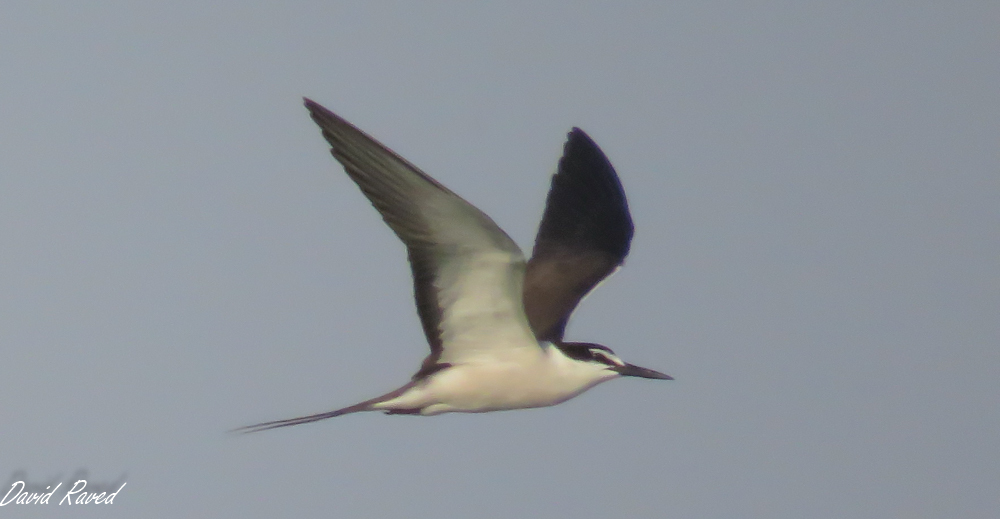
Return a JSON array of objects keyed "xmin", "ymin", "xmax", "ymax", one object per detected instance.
[{"xmin": 2, "ymin": 2, "xmax": 998, "ymax": 518}]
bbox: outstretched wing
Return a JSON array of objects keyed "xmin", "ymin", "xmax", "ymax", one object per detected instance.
[
  {"xmin": 305, "ymin": 99, "xmax": 539, "ymax": 376},
  {"xmin": 523, "ymin": 128, "xmax": 634, "ymax": 341}
]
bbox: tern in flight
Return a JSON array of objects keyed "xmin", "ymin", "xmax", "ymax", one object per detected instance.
[{"xmin": 238, "ymin": 99, "xmax": 671, "ymax": 433}]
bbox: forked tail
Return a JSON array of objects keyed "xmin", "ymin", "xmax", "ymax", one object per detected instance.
[{"xmin": 231, "ymin": 382, "xmax": 417, "ymax": 434}]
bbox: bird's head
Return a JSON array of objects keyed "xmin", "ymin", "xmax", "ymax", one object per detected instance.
[{"xmin": 555, "ymin": 342, "xmax": 673, "ymax": 381}]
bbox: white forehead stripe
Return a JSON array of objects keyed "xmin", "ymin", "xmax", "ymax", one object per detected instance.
[{"xmin": 591, "ymin": 349, "xmax": 625, "ymax": 366}]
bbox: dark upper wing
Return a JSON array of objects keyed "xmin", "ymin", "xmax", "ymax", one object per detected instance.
[
  {"xmin": 304, "ymin": 99, "xmax": 537, "ymax": 374},
  {"xmin": 523, "ymin": 128, "xmax": 634, "ymax": 341}
]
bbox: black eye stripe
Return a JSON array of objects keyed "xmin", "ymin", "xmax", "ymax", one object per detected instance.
[
  {"xmin": 555, "ymin": 343, "xmax": 619, "ymax": 365},
  {"xmin": 560, "ymin": 346, "xmax": 593, "ymax": 361},
  {"xmin": 590, "ymin": 351, "xmax": 618, "ymax": 366}
]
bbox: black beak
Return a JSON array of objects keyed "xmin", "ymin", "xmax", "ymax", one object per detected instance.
[{"xmin": 614, "ymin": 363, "xmax": 673, "ymax": 380}]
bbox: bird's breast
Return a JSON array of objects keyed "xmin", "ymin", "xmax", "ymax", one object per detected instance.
[{"xmin": 418, "ymin": 358, "xmax": 598, "ymax": 413}]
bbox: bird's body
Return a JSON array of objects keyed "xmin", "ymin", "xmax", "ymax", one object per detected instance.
[
  {"xmin": 237, "ymin": 99, "xmax": 670, "ymax": 433},
  {"xmin": 374, "ymin": 343, "xmax": 617, "ymax": 415}
]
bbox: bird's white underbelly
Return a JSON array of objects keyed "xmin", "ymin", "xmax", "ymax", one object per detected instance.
[{"xmin": 376, "ymin": 357, "xmax": 607, "ymax": 415}]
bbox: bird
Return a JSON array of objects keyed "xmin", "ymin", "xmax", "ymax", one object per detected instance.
[{"xmin": 236, "ymin": 98, "xmax": 671, "ymax": 433}]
